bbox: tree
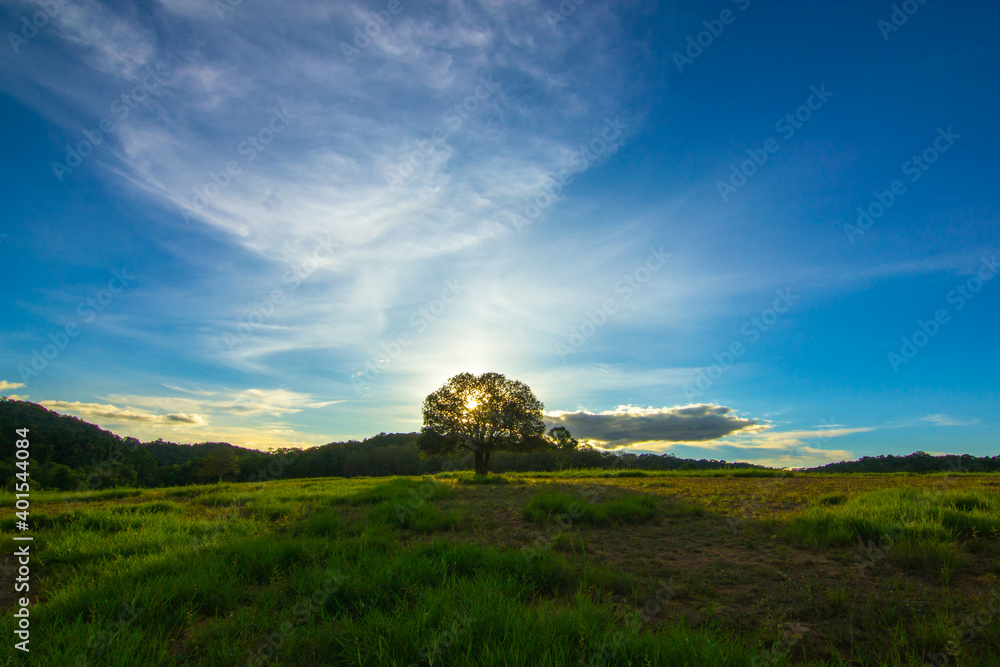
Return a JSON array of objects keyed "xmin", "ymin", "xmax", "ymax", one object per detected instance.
[
  {"xmin": 418, "ymin": 372, "xmax": 547, "ymax": 475},
  {"xmin": 546, "ymin": 426, "xmax": 579, "ymax": 469},
  {"xmin": 201, "ymin": 447, "xmax": 239, "ymax": 483}
]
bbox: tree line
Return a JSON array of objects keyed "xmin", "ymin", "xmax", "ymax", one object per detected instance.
[
  {"xmin": 806, "ymin": 451, "xmax": 1000, "ymax": 474},
  {"xmin": 1, "ymin": 398, "xmax": 764, "ymax": 491},
  {"xmin": 5, "ymin": 394, "xmax": 995, "ymax": 492}
]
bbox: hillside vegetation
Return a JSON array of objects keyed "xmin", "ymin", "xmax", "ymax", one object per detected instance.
[
  {"xmin": 4, "ymin": 399, "xmax": 997, "ymax": 494},
  {"xmin": 0, "ymin": 399, "xmax": 767, "ymax": 491}
]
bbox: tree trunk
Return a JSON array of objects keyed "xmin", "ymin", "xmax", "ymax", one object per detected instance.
[
  {"xmin": 474, "ymin": 449, "xmax": 484, "ymax": 475},
  {"xmin": 484, "ymin": 450, "xmax": 491, "ymax": 475}
]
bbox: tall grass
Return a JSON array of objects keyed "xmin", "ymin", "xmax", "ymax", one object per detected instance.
[
  {"xmin": 522, "ymin": 491, "xmax": 658, "ymax": 525},
  {"xmin": 0, "ymin": 476, "xmax": 767, "ymax": 666},
  {"xmin": 7, "ymin": 474, "xmax": 998, "ymax": 664},
  {"xmin": 783, "ymin": 487, "xmax": 1000, "ymax": 580}
]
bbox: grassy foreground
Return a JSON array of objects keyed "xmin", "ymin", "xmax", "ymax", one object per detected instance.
[{"xmin": 2, "ymin": 470, "xmax": 1000, "ymax": 665}]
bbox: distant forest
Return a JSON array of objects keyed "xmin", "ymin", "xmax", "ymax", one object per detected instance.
[{"xmin": 1, "ymin": 399, "xmax": 996, "ymax": 491}]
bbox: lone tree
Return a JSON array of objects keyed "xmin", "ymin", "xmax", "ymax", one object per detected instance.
[{"xmin": 418, "ymin": 372, "xmax": 548, "ymax": 475}]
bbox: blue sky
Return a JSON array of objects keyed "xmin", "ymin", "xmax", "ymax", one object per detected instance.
[{"xmin": 1, "ymin": 0, "xmax": 997, "ymax": 467}]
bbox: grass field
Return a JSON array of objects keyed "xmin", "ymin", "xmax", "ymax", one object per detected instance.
[{"xmin": 3, "ymin": 470, "xmax": 1000, "ymax": 665}]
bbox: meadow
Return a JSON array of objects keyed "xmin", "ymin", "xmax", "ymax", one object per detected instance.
[{"xmin": 3, "ymin": 470, "xmax": 1000, "ymax": 666}]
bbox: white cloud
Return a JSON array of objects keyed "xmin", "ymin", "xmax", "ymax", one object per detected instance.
[
  {"xmin": 921, "ymin": 414, "xmax": 979, "ymax": 427},
  {"xmin": 105, "ymin": 387, "xmax": 343, "ymax": 417},
  {"xmin": 39, "ymin": 401, "xmax": 206, "ymax": 425},
  {"xmin": 0, "ymin": 0, "xmax": 652, "ymax": 387},
  {"xmin": 34, "ymin": 385, "xmax": 347, "ymax": 449},
  {"xmin": 0, "ymin": 380, "xmax": 26, "ymax": 391},
  {"xmin": 706, "ymin": 425, "xmax": 874, "ymax": 468},
  {"xmin": 579, "ymin": 420, "xmax": 872, "ymax": 469},
  {"xmin": 53, "ymin": 0, "xmax": 157, "ymax": 80}
]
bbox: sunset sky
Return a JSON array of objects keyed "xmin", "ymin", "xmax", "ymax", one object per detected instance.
[{"xmin": 1, "ymin": 0, "xmax": 997, "ymax": 467}]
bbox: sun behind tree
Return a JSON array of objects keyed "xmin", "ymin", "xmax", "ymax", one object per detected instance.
[{"xmin": 417, "ymin": 372, "xmax": 549, "ymax": 475}]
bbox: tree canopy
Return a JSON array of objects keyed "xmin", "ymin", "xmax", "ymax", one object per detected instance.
[
  {"xmin": 546, "ymin": 426, "xmax": 579, "ymax": 468},
  {"xmin": 417, "ymin": 372, "xmax": 548, "ymax": 474},
  {"xmin": 200, "ymin": 447, "xmax": 240, "ymax": 482}
]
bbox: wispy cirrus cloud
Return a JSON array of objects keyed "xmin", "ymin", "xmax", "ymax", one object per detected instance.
[
  {"xmin": 0, "ymin": 0, "xmax": 653, "ymax": 384},
  {"xmin": 921, "ymin": 414, "xmax": 979, "ymax": 427},
  {"xmin": 5, "ymin": 0, "xmax": 994, "ymax": 461}
]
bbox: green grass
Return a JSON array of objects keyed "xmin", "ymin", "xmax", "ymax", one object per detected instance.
[
  {"xmin": 941, "ymin": 508, "xmax": 1000, "ymax": 538},
  {"xmin": 522, "ymin": 491, "xmax": 658, "ymax": 526},
  {"xmin": 337, "ymin": 476, "xmax": 454, "ymax": 505},
  {"xmin": 457, "ymin": 473, "xmax": 512, "ymax": 485},
  {"xmin": 815, "ymin": 492, "xmax": 848, "ymax": 506},
  {"xmin": 5, "ymin": 473, "xmax": 1000, "ymax": 665},
  {"xmin": 785, "ymin": 487, "xmax": 1000, "ymax": 545},
  {"xmin": 782, "ymin": 487, "xmax": 1000, "ymax": 582},
  {"xmin": 513, "ymin": 467, "xmax": 792, "ymax": 479},
  {"xmin": 0, "ymin": 477, "xmax": 765, "ymax": 666},
  {"xmin": 368, "ymin": 499, "xmax": 464, "ymax": 532}
]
